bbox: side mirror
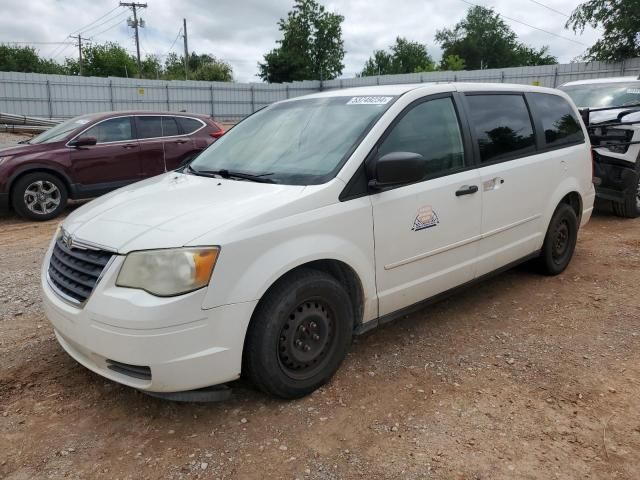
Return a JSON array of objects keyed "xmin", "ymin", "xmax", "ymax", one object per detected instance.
[
  {"xmin": 69, "ymin": 136, "xmax": 97, "ymax": 147},
  {"xmin": 368, "ymin": 152, "xmax": 427, "ymax": 189}
]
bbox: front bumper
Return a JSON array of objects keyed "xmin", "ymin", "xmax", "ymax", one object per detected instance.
[
  {"xmin": 594, "ymin": 155, "xmax": 638, "ymax": 203},
  {"xmin": 41, "ymin": 244, "xmax": 257, "ymax": 393}
]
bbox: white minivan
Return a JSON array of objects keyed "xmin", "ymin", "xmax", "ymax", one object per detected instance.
[{"xmin": 42, "ymin": 83, "xmax": 595, "ymax": 399}]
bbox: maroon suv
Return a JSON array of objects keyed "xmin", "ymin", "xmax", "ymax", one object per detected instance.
[{"xmin": 0, "ymin": 111, "xmax": 224, "ymax": 220}]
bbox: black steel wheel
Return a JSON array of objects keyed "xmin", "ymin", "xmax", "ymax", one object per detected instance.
[
  {"xmin": 243, "ymin": 268, "xmax": 353, "ymax": 399},
  {"xmin": 278, "ymin": 299, "xmax": 337, "ymax": 381},
  {"xmin": 537, "ymin": 203, "xmax": 578, "ymax": 276}
]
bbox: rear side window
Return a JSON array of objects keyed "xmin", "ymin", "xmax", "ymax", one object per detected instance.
[
  {"xmin": 466, "ymin": 94, "xmax": 536, "ymax": 163},
  {"xmin": 162, "ymin": 117, "xmax": 180, "ymax": 137},
  {"xmin": 84, "ymin": 117, "xmax": 133, "ymax": 143},
  {"xmin": 136, "ymin": 116, "xmax": 163, "ymax": 139},
  {"xmin": 177, "ymin": 117, "xmax": 205, "ymax": 134},
  {"xmin": 378, "ymin": 97, "xmax": 465, "ymax": 178},
  {"xmin": 529, "ymin": 93, "xmax": 584, "ymax": 148}
]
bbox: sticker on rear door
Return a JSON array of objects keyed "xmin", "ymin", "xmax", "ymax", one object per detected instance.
[
  {"xmin": 347, "ymin": 96, "xmax": 393, "ymax": 105},
  {"xmin": 411, "ymin": 205, "xmax": 439, "ymax": 231}
]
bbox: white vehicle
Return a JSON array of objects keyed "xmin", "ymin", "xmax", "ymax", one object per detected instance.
[
  {"xmin": 560, "ymin": 77, "xmax": 640, "ymax": 218},
  {"xmin": 42, "ymin": 83, "xmax": 595, "ymax": 399}
]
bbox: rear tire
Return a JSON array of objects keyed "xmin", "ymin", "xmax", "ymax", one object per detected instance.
[
  {"xmin": 612, "ymin": 169, "xmax": 640, "ymax": 219},
  {"xmin": 536, "ymin": 203, "xmax": 578, "ymax": 276},
  {"xmin": 11, "ymin": 172, "xmax": 67, "ymax": 221},
  {"xmin": 243, "ymin": 268, "xmax": 353, "ymax": 399}
]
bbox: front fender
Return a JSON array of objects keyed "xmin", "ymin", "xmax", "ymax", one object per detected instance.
[{"xmin": 201, "ymin": 197, "xmax": 378, "ymax": 323}]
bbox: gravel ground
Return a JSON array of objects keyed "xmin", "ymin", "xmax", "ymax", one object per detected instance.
[
  {"xmin": 0, "ymin": 203, "xmax": 639, "ymax": 480},
  {"xmin": 0, "ymin": 132, "xmax": 33, "ymax": 145}
]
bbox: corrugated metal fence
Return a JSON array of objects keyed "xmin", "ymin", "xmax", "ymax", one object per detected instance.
[{"xmin": 1, "ymin": 58, "xmax": 639, "ymax": 121}]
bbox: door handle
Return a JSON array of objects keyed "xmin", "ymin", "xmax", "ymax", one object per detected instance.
[
  {"xmin": 174, "ymin": 139, "xmax": 188, "ymax": 144},
  {"xmin": 122, "ymin": 143, "xmax": 136, "ymax": 149},
  {"xmin": 455, "ymin": 185, "xmax": 479, "ymax": 196}
]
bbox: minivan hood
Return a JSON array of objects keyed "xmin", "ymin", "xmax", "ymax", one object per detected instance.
[{"xmin": 63, "ymin": 172, "xmax": 307, "ymax": 252}]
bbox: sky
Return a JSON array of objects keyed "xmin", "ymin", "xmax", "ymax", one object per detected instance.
[{"xmin": 0, "ymin": 0, "xmax": 601, "ymax": 82}]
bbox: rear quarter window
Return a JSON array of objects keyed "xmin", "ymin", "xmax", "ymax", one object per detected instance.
[
  {"xmin": 528, "ymin": 93, "xmax": 584, "ymax": 148},
  {"xmin": 177, "ymin": 117, "xmax": 205, "ymax": 134},
  {"xmin": 465, "ymin": 94, "xmax": 536, "ymax": 164}
]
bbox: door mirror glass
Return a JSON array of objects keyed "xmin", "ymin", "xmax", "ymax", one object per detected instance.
[
  {"xmin": 370, "ymin": 151, "xmax": 427, "ymax": 188},
  {"xmin": 69, "ymin": 136, "xmax": 97, "ymax": 147}
]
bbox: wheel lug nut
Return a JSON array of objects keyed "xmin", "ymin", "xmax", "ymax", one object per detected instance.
[
  {"xmin": 299, "ymin": 326, "xmax": 307, "ymax": 333},
  {"xmin": 312, "ymin": 334, "xmax": 320, "ymax": 341},
  {"xmin": 295, "ymin": 340, "xmax": 303, "ymax": 348},
  {"xmin": 303, "ymin": 345, "xmax": 311, "ymax": 352},
  {"xmin": 310, "ymin": 322, "xmax": 317, "ymax": 329}
]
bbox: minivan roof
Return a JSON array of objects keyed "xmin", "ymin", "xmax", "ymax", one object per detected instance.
[{"xmin": 292, "ymin": 82, "xmax": 567, "ymax": 100}]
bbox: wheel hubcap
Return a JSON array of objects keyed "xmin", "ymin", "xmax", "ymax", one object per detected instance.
[
  {"xmin": 552, "ymin": 220, "xmax": 570, "ymax": 261},
  {"xmin": 24, "ymin": 180, "xmax": 60, "ymax": 215},
  {"xmin": 278, "ymin": 300, "xmax": 335, "ymax": 379}
]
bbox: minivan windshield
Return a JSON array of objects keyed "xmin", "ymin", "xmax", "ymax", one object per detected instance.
[
  {"xmin": 28, "ymin": 114, "xmax": 97, "ymax": 144},
  {"xmin": 189, "ymin": 96, "xmax": 396, "ymax": 185},
  {"xmin": 560, "ymin": 81, "xmax": 640, "ymax": 108}
]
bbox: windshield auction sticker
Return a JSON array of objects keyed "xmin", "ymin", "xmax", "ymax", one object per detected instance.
[{"xmin": 347, "ymin": 96, "xmax": 394, "ymax": 105}]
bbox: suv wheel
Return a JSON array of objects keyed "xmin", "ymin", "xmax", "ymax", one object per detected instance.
[
  {"xmin": 612, "ymin": 169, "xmax": 640, "ymax": 219},
  {"xmin": 536, "ymin": 203, "xmax": 578, "ymax": 276},
  {"xmin": 243, "ymin": 268, "xmax": 353, "ymax": 399},
  {"xmin": 12, "ymin": 172, "xmax": 67, "ymax": 221}
]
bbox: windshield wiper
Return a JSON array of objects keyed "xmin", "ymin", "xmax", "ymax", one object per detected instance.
[{"xmin": 187, "ymin": 165, "xmax": 276, "ymax": 183}]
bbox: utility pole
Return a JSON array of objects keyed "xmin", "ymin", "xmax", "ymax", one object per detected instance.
[
  {"xmin": 182, "ymin": 18, "xmax": 189, "ymax": 80},
  {"xmin": 69, "ymin": 35, "xmax": 86, "ymax": 76},
  {"xmin": 120, "ymin": 2, "xmax": 147, "ymax": 77}
]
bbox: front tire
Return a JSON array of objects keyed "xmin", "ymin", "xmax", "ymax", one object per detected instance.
[
  {"xmin": 612, "ymin": 169, "xmax": 640, "ymax": 219},
  {"xmin": 243, "ymin": 268, "xmax": 353, "ymax": 399},
  {"xmin": 11, "ymin": 172, "xmax": 67, "ymax": 221},
  {"xmin": 537, "ymin": 203, "xmax": 578, "ymax": 276}
]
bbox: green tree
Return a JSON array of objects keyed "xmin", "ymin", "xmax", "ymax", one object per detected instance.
[
  {"xmin": 0, "ymin": 44, "xmax": 66, "ymax": 74},
  {"xmin": 566, "ymin": 0, "xmax": 640, "ymax": 61},
  {"xmin": 515, "ymin": 45, "xmax": 558, "ymax": 66},
  {"xmin": 440, "ymin": 54, "xmax": 466, "ymax": 71},
  {"xmin": 140, "ymin": 55, "xmax": 162, "ymax": 79},
  {"xmin": 361, "ymin": 37, "xmax": 435, "ymax": 76},
  {"xmin": 164, "ymin": 52, "xmax": 233, "ymax": 81},
  {"xmin": 435, "ymin": 6, "xmax": 557, "ymax": 69},
  {"xmin": 258, "ymin": 0, "xmax": 345, "ymax": 83},
  {"xmin": 65, "ymin": 42, "xmax": 138, "ymax": 77}
]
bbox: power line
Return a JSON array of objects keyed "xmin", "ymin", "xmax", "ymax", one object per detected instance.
[
  {"xmin": 69, "ymin": 5, "xmax": 121, "ymax": 35},
  {"xmin": 87, "ymin": 14, "xmax": 128, "ymax": 40},
  {"xmin": 526, "ymin": 0, "xmax": 570, "ymax": 18},
  {"xmin": 165, "ymin": 27, "xmax": 182, "ymax": 57},
  {"xmin": 80, "ymin": 9, "xmax": 128, "ymax": 36},
  {"xmin": 2, "ymin": 41, "xmax": 74, "ymax": 45},
  {"xmin": 48, "ymin": 6, "xmax": 126, "ymax": 58},
  {"xmin": 52, "ymin": 43, "xmax": 74, "ymax": 61},
  {"xmin": 458, "ymin": 0, "xmax": 587, "ymax": 46}
]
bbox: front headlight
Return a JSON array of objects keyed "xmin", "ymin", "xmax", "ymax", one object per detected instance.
[{"xmin": 116, "ymin": 247, "xmax": 220, "ymax": 297}]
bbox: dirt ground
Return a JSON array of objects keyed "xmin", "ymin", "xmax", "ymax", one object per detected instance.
[{"xmin": 1, "ymin": 203, "xmax": 639, "ymax": 480}]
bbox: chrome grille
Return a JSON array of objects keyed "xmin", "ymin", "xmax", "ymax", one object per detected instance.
[{"xmin": 48, "ymin": 237, "xmax": 113, "ymax": 304}]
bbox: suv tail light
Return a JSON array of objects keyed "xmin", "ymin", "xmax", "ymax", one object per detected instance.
[{"xmin": 210, "ymin": 120, "xmax": 225, "ymax": 139}]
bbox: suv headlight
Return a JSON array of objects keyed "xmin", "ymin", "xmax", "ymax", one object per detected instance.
[{"xmin": 116, "ymin": 247, "xmax": 220, "ymax": 297}]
